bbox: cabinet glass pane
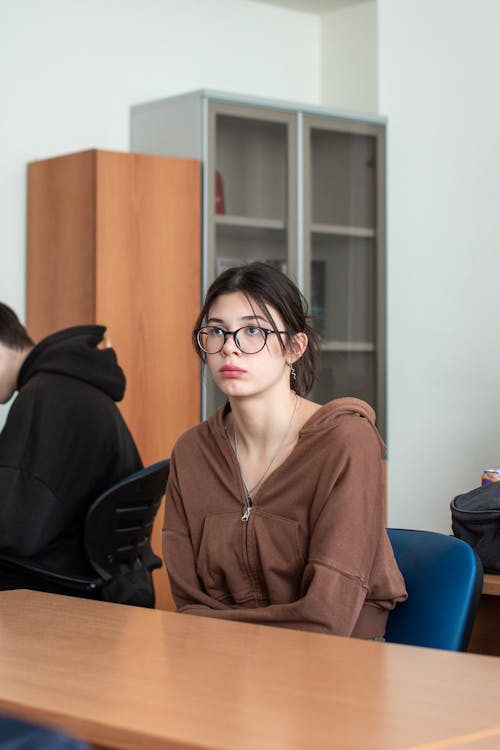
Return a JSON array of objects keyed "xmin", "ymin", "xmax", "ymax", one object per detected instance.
[
  {"xmin": 215, "ymin": 225, "xmax": 288, "ymax": 277},
  {"xmin": 311, "ymin": 129, "xmax": 376, "ymax": 228},
  {"xmin": 207, "ymin": 108, "xmax": 293, "ymax": 417},
  {"xmin": 311, "ymin": 352, "xmax": 376, "ymax": 406},
  {"xmin": 215, "ymin": 115, "xmax": 288, "ymax": 221},
  {"xmin": 306, "ymin": 118, "xmax": 383, "ymax": 426},
  {"xmin": 310, "ymin": 236, "xmax": 375, "ymax": 343}
]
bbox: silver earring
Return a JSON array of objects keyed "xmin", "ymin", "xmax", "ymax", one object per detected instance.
[{"xmin": 290, "ymin": 366, "xmax": 297, "ymax": 381}]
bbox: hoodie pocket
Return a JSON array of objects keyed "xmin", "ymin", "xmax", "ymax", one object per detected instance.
[
  {"xmin": 196, "ymin": 509, "xmax": 306, "ymax": 606},
  {"xmin": 196, "ymin": 512, "xmax": 253, "ymax": 603},
  {"xmin": 250, "ymin": 510, "xmax": 306, "ymax": 603}
]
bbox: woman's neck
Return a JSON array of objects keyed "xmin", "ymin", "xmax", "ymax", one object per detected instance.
[
  {"xmin": 227, "ymin": 388, "xmax": 301, "ymax": 497},
  {"xmin": 227, "ymin": 387, "xmax": 299, "ymax": 453}
]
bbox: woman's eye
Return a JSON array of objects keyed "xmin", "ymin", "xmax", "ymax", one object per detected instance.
[
  {"xmin": 208, "ymin": 327, "xmax": 225, "ymax": 338},
  {"xmin": 245, "ymin": 326, "xmax": 262, "ymax": 336}
]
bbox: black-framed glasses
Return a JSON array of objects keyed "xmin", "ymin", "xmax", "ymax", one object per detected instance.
[{"xmin": 195, "ymin": 325, "xmax": 291, "ymax": 355}]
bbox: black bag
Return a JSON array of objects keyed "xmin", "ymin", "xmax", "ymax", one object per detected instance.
[{"xmin": 451, "ymin": 482, "xmax": 500, "ymax": 572}]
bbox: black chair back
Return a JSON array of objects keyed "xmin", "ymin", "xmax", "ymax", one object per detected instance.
[
  {"xmin": 85, "ymin": 459, "xmax": 170, "ymax": 607},
  {"xmin": 85, "ymin": 459, "xmax": 169, "ymax": 581}
]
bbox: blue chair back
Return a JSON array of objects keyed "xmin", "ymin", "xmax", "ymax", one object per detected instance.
[{"xmin": 385, "ymin": 528, "xmax": 483, "ymax": 651}]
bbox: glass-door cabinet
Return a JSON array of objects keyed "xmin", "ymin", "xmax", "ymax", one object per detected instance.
[
  {"xmin": 303, "ymin": 115, "xmax": 386, "ymax": 437},
  {"xmin": 130, "ymin": 91, "xmax": 386, "ymax": 436}
]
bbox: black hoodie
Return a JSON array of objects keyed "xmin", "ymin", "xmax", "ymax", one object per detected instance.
[{"xmin": 0, "ymin": 325, "xmax": 142, "ymax": 589}]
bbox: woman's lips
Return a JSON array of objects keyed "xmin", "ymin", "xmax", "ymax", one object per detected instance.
[{"xmin": 220, "ymin": 365, "xmax": 246, "ymax": 377}]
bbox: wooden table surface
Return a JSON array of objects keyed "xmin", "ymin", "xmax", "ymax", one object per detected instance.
[{"xmin": 1, "ymin": 589, "xmax": 500, "ymax": 750}]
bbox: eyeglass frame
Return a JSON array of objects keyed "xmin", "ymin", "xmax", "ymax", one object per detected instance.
[{"xmin": 194, "ymin": 325, "xmax": 293, "ymax": 355}]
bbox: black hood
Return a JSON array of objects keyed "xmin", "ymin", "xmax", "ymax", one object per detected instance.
[{"xmin": 17, "ymin": 325, "xmax": 126, "ymax": 401}]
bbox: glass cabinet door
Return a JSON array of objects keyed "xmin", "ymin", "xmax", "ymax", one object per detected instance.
[
  {"xmin": 303, "ymin": 116, "xmax": 386, "ymax": 436},
  {"xmin": 206, "ymin": 102, "xmax": 297, "ymax": 284},
  {"xmin": 205, "ymin": 102, "xmax": 297, "ymax": 415}
]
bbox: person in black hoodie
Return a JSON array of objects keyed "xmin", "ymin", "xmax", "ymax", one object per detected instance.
[{"xmin": 0, "ymin": 303, "xmax": 142, "ymax": 592}]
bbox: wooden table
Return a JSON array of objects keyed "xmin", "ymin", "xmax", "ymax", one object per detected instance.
[{"xmin": 1, "ymin": 590, "xmax": 500, "ymax": 750}]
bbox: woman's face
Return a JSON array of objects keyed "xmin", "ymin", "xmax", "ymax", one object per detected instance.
[{"xmin": 203, "ymin": 291, "xmax": 293, "ymax": 400}]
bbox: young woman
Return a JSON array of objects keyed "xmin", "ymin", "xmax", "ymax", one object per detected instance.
[{"xmin": 162, "ymin": 262, "xmax": 406, "ymax": 638}]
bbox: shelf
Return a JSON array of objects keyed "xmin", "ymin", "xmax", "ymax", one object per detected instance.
[
  {"xmin": 216, "ymin": 214, "xmax": 286, "ymax": 231},
  {"xmin": 321, "ymin": 341, "xmax": 375, "ymax": 352},
  {"xmin": 311, "ymin": 223, "xmax": 375, "ymax": 238},
  {"xmin": 215, "ymin": 215, "xmax": 287, "ymax": 244}
]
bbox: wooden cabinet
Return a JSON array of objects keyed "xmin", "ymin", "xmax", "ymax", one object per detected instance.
[
  {"xmin": 131, "ymin": 90, "xmax": 386, "ymax": 435},
  {"xmin": 27, "ymin": 149, "xmax": 201, "ymax": 610}
]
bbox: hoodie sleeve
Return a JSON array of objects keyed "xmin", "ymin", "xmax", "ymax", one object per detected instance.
[
  {"xmin": 163, "ymin": 415, "xmax": 406, "ymax": 636},
  {"xmin": 163, "ymin": 454, "xmax": 232, "ymax": 612}
]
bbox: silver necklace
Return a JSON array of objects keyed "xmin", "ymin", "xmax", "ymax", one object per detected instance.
[{"xmin": 233, "ymin": 393, "xmax": 300, "ymax": 512}]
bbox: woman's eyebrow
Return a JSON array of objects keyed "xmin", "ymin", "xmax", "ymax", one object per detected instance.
[
  {"xmin": 206, "ymin": 314, "xmax": 268, "ymax": 325},
  {"xmin": 206, "ymin": 316, "xmax": 225, "ymax": 324},
  {"xmin": 242, "ymin": 314, "xmax": 268, "ymax": 323}
]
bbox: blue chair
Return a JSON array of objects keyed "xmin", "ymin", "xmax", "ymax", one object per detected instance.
[{"xmin": 385, "ymin": 528, "xmax": 483, "ymax": 651}]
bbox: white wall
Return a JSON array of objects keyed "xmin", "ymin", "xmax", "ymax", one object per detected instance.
[
  {"xmin": 321, "ymin": 0, "xmax": 377, "ymax": 112},
  {"xmin": 378, "ymin": 0, "xmax": 500, "ymax": 532},
  {"xmin": 0, "ymin": 0, "xmax": 319, "ymax": 425}
]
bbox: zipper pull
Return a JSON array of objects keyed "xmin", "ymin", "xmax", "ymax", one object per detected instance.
[{"xmin": 241, "ymin": 498, "xmax": 253, "ymax": 522}]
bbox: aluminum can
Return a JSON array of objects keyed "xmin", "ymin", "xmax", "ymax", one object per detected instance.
[{"xmin": 481, "ymin": 469, "xmax": 500, "ymax": 485}]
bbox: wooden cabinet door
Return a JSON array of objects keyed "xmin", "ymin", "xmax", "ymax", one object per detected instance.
[{"xmin": 27, "ymin": 149, "xmax": 201, "ymax": 610}]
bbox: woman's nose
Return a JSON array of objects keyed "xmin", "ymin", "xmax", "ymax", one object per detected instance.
[{"xmin": 220, "ymin": 331, "xmax": 240, "ymax": 355}]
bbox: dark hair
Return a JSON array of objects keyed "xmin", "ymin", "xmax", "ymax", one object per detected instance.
[
  {"xmin": 0, "ymin": 303, "xmax": 34, "ymax": 350},
  {"xmin": 193, "ymin": 262, "xmax": 321, "ymax": 397}
]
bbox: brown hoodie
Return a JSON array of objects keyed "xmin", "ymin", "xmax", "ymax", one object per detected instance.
[{"xmin": 162, "ymin": 398, "xmax": 407, "ymax": 638}]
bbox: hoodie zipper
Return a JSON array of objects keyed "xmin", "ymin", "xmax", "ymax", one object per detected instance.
[
  {"xmin": 224, "ymin": 426, "xmax": 258, "ymax": 598},
  {"xmin": 240, "ymin": 493, "xmax": 260, "ymax": 603},
  {"xmin": 241, "ymin": 495, "xmax": 253, "ymax": 522}
]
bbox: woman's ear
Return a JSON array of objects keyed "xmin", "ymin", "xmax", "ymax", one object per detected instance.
[{"xmin": 288, "ymin": 332, "xmax": 308, "ymax": 363}]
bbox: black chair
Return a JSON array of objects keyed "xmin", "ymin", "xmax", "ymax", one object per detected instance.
[{"xmin": 0, "ymin": 459, "xmax": 170, "ymax": 608}]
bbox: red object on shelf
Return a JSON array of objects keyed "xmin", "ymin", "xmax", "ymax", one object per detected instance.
[{"xmin": 215, "ymin": 171, "xmax": 225, "ymax": 214}]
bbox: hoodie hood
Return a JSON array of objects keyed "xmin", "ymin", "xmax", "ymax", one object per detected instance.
[
  {"xmin": 298, "ymin": 397, "xmax": 376, "ymax": 435},
  {"xmin": 17, "ymin": 325, "xmax": 126, "ymax": 401},
  {"xmin": 297, "ymin": 397, "xmax": 384, "ymax": 454},
  {"xmin": 209, "ymin": 396, "xmax": 377, "ymax": 439}
]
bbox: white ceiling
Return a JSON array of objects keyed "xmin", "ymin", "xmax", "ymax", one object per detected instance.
[{"xmin": 250, "ymin": 0, "xmax": 370, "ymax": 14}]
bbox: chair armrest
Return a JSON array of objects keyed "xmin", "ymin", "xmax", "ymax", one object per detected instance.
[{"xmin": 0, "ymin": 552, "xmax": 103, "ymax": 592}]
